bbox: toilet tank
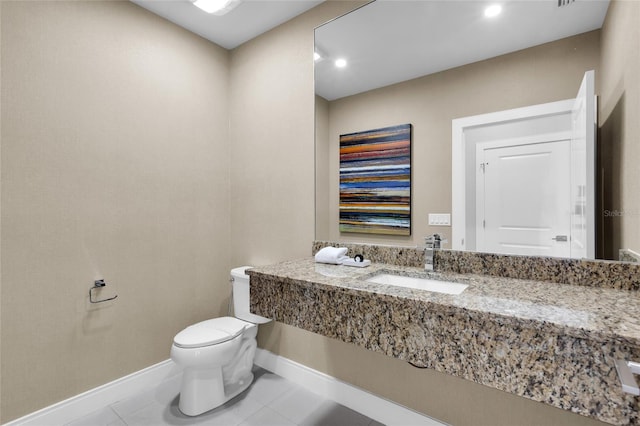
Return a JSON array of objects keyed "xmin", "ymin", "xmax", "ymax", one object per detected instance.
[{"xmin": 231, "ymin": 266, "xmax": 271, "ymax": 324}]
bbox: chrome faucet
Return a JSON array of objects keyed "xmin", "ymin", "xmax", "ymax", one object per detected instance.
[{"xmin": 424, "ymin": 234, "xmax": 446, "ymax": 271}]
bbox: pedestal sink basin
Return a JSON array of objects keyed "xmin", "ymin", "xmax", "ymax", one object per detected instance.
[{"xmin": 366, "ymin": 274, "xmax": 468, "ymax": 295}]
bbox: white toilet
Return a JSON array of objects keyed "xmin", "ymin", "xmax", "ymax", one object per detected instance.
[{"xmin": 170, "ymin": 266, "xmax": 271, "ymax": 416}]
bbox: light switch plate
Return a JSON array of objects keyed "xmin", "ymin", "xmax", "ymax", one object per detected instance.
[{"xmin": 428, "ymin": 213, "xmax": 451, "ymax": 226}]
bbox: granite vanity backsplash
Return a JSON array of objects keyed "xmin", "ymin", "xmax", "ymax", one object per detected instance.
[{"xmin": 313, "ymin": 241, "xmax": 640, "ymax": 291}]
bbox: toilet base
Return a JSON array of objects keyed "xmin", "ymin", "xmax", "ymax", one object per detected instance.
[
  {"xmin": 222, "ymin": 371, "xmax": 254, "ymax": 403},
  {"xmin": 171, "ymin": 316, "xmax": 262, "ymax": 417},
  {"xmin": 178, "ymin": 368, "xmax": 254, "ymax": 416}
]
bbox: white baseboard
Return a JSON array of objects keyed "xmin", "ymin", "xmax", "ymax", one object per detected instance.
[
  {"xmin": 3, "ymin": 360, "xmax": 181, "ymax": 426},
  {"xmin": 5, "ymin": 349, "xmax": 444, "ymax": 426},
  {"xmin": 254, "ymin": 348, "xmax": 445, "ymax": 426}
]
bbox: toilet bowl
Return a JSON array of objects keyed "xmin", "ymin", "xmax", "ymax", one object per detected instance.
[{"xmin": 170, "ymin": 266, "xmax": 270, "ymax": 416}]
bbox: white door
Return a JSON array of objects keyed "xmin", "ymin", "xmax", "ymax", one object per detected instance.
[
  {"xmin": 476, "ymin": 136, "xmax": 572, "ymax": 257},
  {"xmin": 570, "ymin": 70, "xmax": 596, "ymax": 258}
]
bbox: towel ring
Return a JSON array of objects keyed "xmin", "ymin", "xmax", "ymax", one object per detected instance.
[{"xmin": 89, "ymin": 279, "xmax": 118, "ymax": 304}]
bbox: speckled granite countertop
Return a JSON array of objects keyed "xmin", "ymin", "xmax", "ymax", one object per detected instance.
[{"xmin": 248, "ymin": 258, "xmax": 640, "ymax": 425}]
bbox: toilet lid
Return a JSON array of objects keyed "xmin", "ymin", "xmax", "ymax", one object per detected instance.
[{"xmin": 173, "ymin": 317, "xmax": 248, "ymax": 348}]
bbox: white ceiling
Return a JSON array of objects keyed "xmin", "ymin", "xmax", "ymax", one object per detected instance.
[
  {"xmin": 315, "ymin": 0, "xmax": 610, "ymax": 100},
  {"xmin": 130, "ymin": 0, "xmax": 323, "ymax": 50},
  {"xmin": 130, "ymin": 0, "xmax": 610, "ymax": 101}
]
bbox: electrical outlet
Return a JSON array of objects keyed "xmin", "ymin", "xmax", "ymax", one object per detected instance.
[{"xmin": 428, "ymin": 213, "xmax": 451, "ymax": 226}]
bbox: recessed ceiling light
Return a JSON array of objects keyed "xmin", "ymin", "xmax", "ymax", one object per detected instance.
[
  {"xmin": 335, "ymin": 58, "xmax": 347, "ymax": 68},
  {"xmin": 192, "ymin": 0, "xmax": 240, "ymax": 15},
  {"xmin": 484, "ymin": 4, "xmax": 502, "ymax": 18}
]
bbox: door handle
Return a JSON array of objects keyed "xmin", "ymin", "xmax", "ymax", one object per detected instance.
[{"xmin": 551, "ymin": 235, "xmax": 568, "ymax": 242}]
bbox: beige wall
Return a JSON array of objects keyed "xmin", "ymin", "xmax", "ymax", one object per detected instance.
[
  {"xmin": 318, "ymin": 30, "xmax": 601, "ymax": 247},
  {"xmin": 228, "ymin": 1, "xmax": 364, "ymax": 268},
  {"xmin": 599, "ymin": 0, "xmax": 640, "ymax": 259},
  {"xmin": 315, "ymin": 95, "xmax": 330, "ymax": 239},
  {"xmin": 1, "ymin": 1, "xmax": 231, "ymax": 421}
]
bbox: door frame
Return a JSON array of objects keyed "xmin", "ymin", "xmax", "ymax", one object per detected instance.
[{"xmin": 451, "ymin": 99, "xmax": 575, "ymax": 251}]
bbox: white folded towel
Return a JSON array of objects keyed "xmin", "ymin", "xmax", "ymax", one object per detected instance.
[{"xmin": 314, "ymin": 247, "xmax": 349, "ymax": 265}]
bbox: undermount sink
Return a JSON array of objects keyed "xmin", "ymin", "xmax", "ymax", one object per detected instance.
[{"xmin": 366, "ymin": 273, "xmax": 468, "ymax": 295}]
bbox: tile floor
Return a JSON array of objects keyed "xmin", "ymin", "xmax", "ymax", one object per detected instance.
[{"xmin": 65, "ymin": 367, "xmax": 383, "ymax": 426}]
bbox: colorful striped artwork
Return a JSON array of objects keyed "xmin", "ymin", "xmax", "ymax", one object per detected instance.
[{"xmin": 339, "ymin": 124, "xmax": 411, "ymax": 235}]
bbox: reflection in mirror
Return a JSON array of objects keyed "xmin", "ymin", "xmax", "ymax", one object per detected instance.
[
  {"xmin": 450, "ymin": 85, "xmax": 596, "ymax": 260},
  {"xmin": 315, "ymin": 0, "xmax": 640, "ymax": 261}
]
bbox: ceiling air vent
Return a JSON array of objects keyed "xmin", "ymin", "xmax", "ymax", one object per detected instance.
[{"xmin": 558, "ymin": 0, "xmax": 576, "ymax": 7}]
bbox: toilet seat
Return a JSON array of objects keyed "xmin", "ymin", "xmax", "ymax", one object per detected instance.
[{"xmin": 173, "ymin": 317, "xmax": 248, "ymax": 349}]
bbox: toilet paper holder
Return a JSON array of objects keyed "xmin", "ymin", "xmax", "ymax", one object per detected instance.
[{"xmin": 89, "ymin": 279, "xmax": 118, "ymax": 304}]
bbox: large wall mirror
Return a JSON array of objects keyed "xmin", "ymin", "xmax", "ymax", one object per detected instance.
[{"xmin": 315, "ymin": 0, "xmax": 639, "ymax": 261}]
